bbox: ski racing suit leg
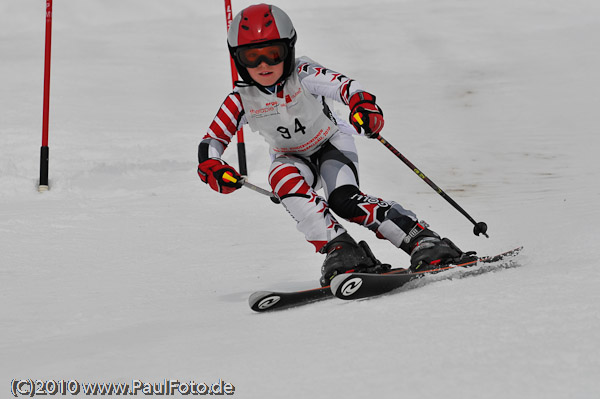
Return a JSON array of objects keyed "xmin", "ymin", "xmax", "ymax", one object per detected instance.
[
  {"xmin": 268, "ymin": 131, "xmax": 466, "ymax": 274},
  {"xmin": 317, "ymin": 132, "xmax": 467, "ymax": 270},
  {"xmin": 268, "ymin": 131, "xmax": 422, "ymax": 252},
  {"xmin": 316, "ymin": 132, "xmax": 421, "ymax": 248},
  {"xmin": 268, "ymin": 154, "xmax": 346, "ymax": 252}
]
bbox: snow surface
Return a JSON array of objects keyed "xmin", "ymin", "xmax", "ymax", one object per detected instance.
[{"xmin": 2, "ymin": 0, "xmax": 600, "ymax": 398}]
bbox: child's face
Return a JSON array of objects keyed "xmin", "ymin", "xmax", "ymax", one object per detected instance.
[{"xmin": 247, "ymin": 61, "xmax": 284, "ymax": 87}]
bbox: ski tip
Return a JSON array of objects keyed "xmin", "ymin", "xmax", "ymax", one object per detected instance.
[
  {"xmin": 481, "ymin": 246, "xmax": 524, "ymax": 263},
  {"xmin": 248, "ymin": 291, "xmax": 281, "ymax": 312}
]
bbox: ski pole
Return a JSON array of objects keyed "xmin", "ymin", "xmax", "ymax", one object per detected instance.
[
  {"xmin": 352, "ymin": 114, "xmax": 488, "ymax": 237},
  {"xmin": 223, "ymin": 173, "xmax": 281, "ymax": 204}
]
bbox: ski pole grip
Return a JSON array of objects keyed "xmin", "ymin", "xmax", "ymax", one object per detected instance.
[
  {"xmin": 353, "ymin": 113, "xmax": 364, "ymax": 126},
  {"xmin": 222, "ymin": 172, "xmax": 238, "ymax": 184}
]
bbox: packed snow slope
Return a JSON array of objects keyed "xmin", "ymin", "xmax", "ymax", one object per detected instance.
[{"xmin": 2, "ymin": 0, "xmax": 599, "ymax": 398}]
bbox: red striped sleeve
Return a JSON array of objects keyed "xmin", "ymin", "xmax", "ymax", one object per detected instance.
[{"xmin": 204, "ymin": 92, "xmax": 244, "ymax": 145}]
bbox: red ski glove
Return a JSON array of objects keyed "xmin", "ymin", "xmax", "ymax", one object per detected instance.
[
  {"xmin": 197, "ymin": 158, "xmax": 243, "ymax": 194},
  {"xmin": 348, "ymin": 91, "xmax": 384, "ymax": 138}
]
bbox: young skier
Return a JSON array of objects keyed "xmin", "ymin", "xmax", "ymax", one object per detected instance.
[{"xmin": 198, "ymin": 4, "xmax": 473, "ymax": 286}]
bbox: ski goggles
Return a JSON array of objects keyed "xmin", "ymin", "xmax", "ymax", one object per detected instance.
[{"xmin": 236, "ymin": 43, "xmax": 288, "ymax": 68}]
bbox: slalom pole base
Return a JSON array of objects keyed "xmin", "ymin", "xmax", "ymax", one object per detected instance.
[
  {"xmin": 39, "ymin": 145, "xmax": 49, "ymax": 192},
  {"xmin": 237, "ymin": 141, "xmax": 248, "ymax": 177}
]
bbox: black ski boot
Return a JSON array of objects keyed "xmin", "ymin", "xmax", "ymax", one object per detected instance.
[
  {"xmin": 320, "ymin": 232, "xmax": 389, "ymax": 286},
  {"xmin": 400, "ymin": 221, "xmax": 476, "ymax": 272}
]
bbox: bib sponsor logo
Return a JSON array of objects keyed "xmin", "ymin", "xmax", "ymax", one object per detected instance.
[
  {"xmin": 249, "ymin": 104, "xmax": 278, "ymax": 118},
  {"xmin": 250, "ymin": 88, "xmax": 303, "ymax": 117}
]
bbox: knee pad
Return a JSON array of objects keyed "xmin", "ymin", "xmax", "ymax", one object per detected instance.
[{"xmin": 328, "ymin": 185, "xmax": 361, "ymax": 218}]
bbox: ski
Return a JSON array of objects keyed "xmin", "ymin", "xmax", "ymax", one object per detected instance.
[
  {"xmin": 249, "ymin": 247, "xmax": 522, "ymax": 312},
  {"xmin": 248, "ymin": 266, "xmax": 409, "ymax": 312},
  {"xmin": 330, "ymin": 246, "xmax": 523, "ymax": 301}
]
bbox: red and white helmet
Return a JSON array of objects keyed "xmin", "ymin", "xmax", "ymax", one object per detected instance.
[{"xmin": 227, "ymin": 4, "xmax": 297, "ymax": 87}]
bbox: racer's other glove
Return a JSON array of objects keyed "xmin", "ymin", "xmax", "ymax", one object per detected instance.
[
  {"xmin": 197, "ymin": 158, "xmax": 243, "ymax": 194},
  {"xmin": 349, "ymin": 91, "xmax": 384, "ymax": 138}
]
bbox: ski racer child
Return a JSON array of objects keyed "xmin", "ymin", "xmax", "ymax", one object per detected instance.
[{"xmin": 197, "ymin": 4, "xmax": 473, "ymax": 286}]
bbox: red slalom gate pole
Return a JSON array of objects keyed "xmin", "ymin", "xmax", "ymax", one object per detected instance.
[
  {"xmin": 39, "ymin": 0, "xmax": 53, "ymax": 191},
  {"xmin": 224, "ymin": 0, "xmax": 248, "ymax": 176},
  {"xmin": 224, "ymin": 0, "xmax": 238, "ymax": 88}
]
